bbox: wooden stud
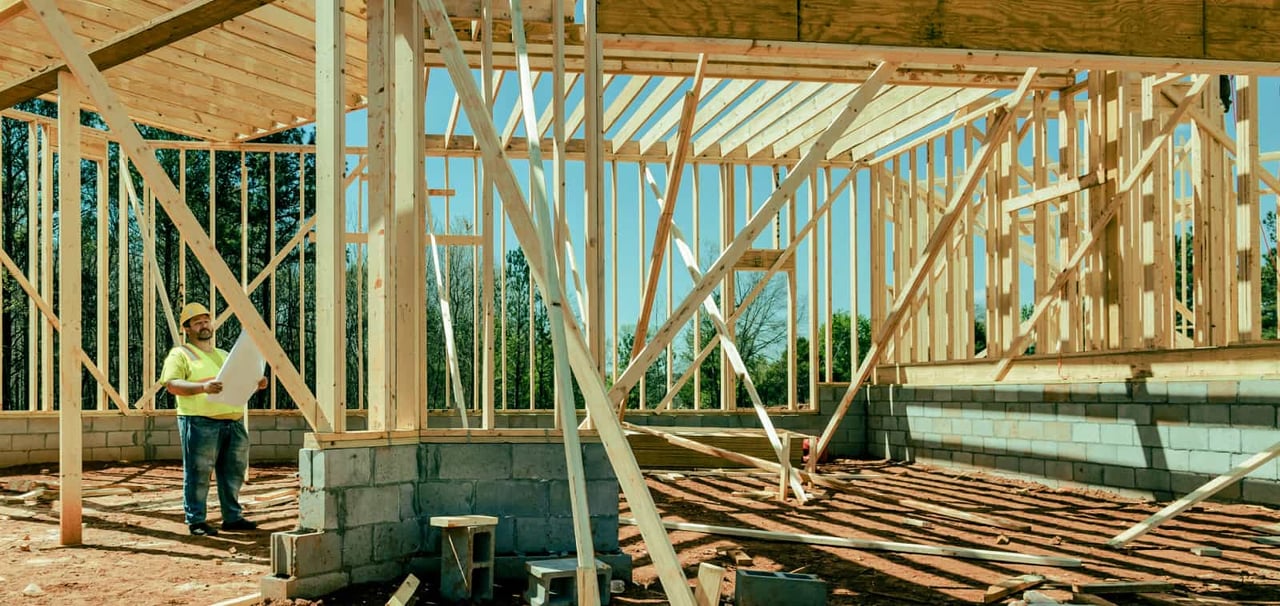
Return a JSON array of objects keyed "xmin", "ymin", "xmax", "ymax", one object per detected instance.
[
  {"xmin": 57, "ymin": 70, "xmax": 83, "ymax": 546},
  {"xmin": 365, "ymin": 0, "xmax": 396, "ymax": 431},
  {"xmin": 315, "ymin": 0, "xmax": 346, "ymax": 432},
  {"xmin": 693, "ymin": 563, "xmax": 725, "ymax": 606}
]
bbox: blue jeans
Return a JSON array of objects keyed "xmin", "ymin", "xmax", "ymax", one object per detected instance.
[{"xmin": 178, "ymin": 415, "xmax": 249, "ymax": 526}]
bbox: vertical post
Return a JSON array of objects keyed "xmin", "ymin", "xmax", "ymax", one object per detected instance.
[
  {"xmin": 269, "ymin": 154, "xmax": 279, "ymax": 410},
  {"xmin": 27, "ymin": 124, "xmax": 38, "ymax": 411},
  {"xmin": 480, "ymin": 0, "xmax": 496, "ymax": 429},
  {"xmin": 583, "ymin": 0, "xmax": 606, "ymax": 374},
  {"xmin": 95, "ymin": 161, "xmax": 106, "ymax": 409},
  {"xmin": 720, "ymin": 164, "xmax": 736, "ymax": 409},
  {"xmin": 777, "ymin": 433, "xmax": 791, "ymax": 502},
  {"xmin": 117, "ymin": 147, "xmax": 129, "ymax": 406},
  {"xmin": 57, "ymin": 70, "xmax": 83, "ymax": 546},
  {"xmin": 1235, "ymin": 76, "xmax": 1260, "ymax": 342},
  {"xmin": 315, "ymin": 0, "xmax": 347, "ymax": 432},
  {"xmin": 41, "ymin": 124, "xmax": 54, "ymax": 411},
  {"xmin": 365, "ymin": 0, "xmax": 396, "ymax": 430},
  {"xmin": 393, "ymin": 0, "xmax": 425, "ymax": 429}
]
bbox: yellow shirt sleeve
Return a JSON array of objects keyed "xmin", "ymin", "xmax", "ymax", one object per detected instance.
[{"xmin": 159, "ymin": 348, "xmax": 190, "ymax": 384}]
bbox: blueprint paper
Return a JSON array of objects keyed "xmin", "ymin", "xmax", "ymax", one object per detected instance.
[{"xmin": 206, "ymin": 330, "xmax": 266, "ymax": 407}]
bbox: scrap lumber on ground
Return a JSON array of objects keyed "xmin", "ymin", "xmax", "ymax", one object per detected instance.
[{"xmin": 620, "ymin": 517, "xmax": 1083, "ymax": 567}]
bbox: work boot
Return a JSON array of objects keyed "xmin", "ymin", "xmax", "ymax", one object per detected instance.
[
  {"xmin": 189, "ymin": 522, "xmax": 219, "ymax": 536},
  {"xmin": 220, "ymin": 518, "xmax": 258, "ymax": 531}
]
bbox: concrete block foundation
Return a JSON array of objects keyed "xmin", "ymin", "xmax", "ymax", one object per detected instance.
[
  {"xmin": 864, "ymin": 379, "xmax": 1280, "ymax": 505},
  {"xmin": 265, "ymin": 438, "xmax": 628, "ymax": 600}
]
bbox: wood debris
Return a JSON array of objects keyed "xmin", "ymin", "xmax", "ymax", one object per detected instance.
[
  {"xmin": 1072, "ymin": 581, "xmax": 1176, "ymax": 595},
  {"xmin": 983, "ymin": 574, "xmax": 1046, "ymax": 603}
]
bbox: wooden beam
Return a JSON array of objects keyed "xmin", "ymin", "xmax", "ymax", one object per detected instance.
[
  {"xmin": 1001, "ymin": 172, "xmax": 1103, "ymax": 214},
  {"xmin": 627, "ymin": 55, "xmax": 706, "ymax": 365},
  {"xmin": 418, "ymin": 1, "xmax": 696, "ymax": 603},
  {"xmin": 813, "ymin": 69, "xmax": 1038, "ymax": 460},
  {"xmin": 693, "ymin": 563, "xmax": 725, "ymax": 606},
  {"xmin": 366, "ymin": 0, "xmax": 396, "ymax": 431},
  {"xmin": 0, "ymin": 0, "xmax": 22, "ymax": 27},
  {"xmin": 610, "ymin": 62, "xmax": 898, "ymax": 404},
  {"xmin": 25, "ymin": 0, "xmax": 320, "ymax": 428},
  {"xmin": 315, "ymin": 0, "xmax": 346, "ymax": 433},
  {"xmin": 598, "ymin": 2, "xmax": 1280, "ymax": 67},
  {"xmin": 1, "ymin": 0, "xmax": 274, "ymax": 109},
  {"xmin": 57, "ymin": 70, "xmax": 83, "ymax": 546},
  {"xmin": 621, "ymin": 517, "xmax": 1082, "ymax": 567}
]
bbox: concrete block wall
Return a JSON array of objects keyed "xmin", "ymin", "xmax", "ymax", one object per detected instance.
[
  {"xmin": 271, "ymin": 440, "xmax": 622, "ymax": 597},
  {"xmin": 864, "ymin": 380, "xmax": 1280, "ymax": 505},
  {"xmin": 0, "ymin": 412, "xmax": 312, "ymax": 469}
]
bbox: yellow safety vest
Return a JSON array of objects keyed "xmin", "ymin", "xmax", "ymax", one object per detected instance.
[{"xmin": 159, "ymin": 344, "xmax": 242, "ymax": 420}]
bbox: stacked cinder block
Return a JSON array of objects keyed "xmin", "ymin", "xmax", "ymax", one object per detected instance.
[
  {"xmin": 865, "ymin": 379, "xmax": 1280, "ymax": 505},
  {"xmin": 266, "ymin": 440, "xmax": 625, "ymax": 600}
]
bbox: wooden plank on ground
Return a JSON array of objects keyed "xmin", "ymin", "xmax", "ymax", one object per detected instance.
[
  {"xmin": 984, "ymin": 574, "xmax": 1046, "ymax": 604},
  {"xmin": 693, "ymin": 562, "xmax": 725, "ymax": 606},
  {"xmin": 1073, "ymin": 581, "xmax": 1176, "ymax": 595},
  {"xmin": 386, "ymin": 573, "xmax": 420, "ymax": 606},
  {"xmin": 621, "ymin": 517, "xmax": 1083, "ymax": 567}
]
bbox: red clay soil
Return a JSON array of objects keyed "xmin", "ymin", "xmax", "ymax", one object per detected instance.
[{"xmin": 3, "ymin": 460, "xmax": 1280, "ymax": 605}]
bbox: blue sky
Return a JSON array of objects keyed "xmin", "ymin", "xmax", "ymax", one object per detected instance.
[{"xmin": 335, "ymin": 73, "xmax": 1280, "ymax": 339}]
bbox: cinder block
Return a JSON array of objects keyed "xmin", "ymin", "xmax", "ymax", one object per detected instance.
[
  {"xmin": 1014, "ymin": 422, "xmax": 1044, "ymax": 440},
  {"xmin": 373, "ymin": 519, "xmax": 422, "ymax": 562},
  {"xmin": 525, "ymin": 557, "xmax": 612, "ymax": 606},
  {"xmin": 516, "ymin": 517, "xmax": 576, "ymax": 554},
  {"xmin": 1103, "ymin": 466, "xmax": 1136, "ymax": 488},
  {"xmin": 120, "ymin": 416, "xmax": 146, "ymax": 431},
  {"xmin": 1240, "ymin": 429, "xmax": 1279, "ymax": 453},
  {"xmin": 313, "ymin": 448, "xmax": 373, "ymax": 488},
  {"xmin": 88, "ymin": 447, "xmax": 122, "ymax": 463},
  {"xmin": 1100, "ymin": 425, "xmax": 1135, "ymax": 446},
  {"xmin": 438, "ymin": 443, "xmax": 512, "ymax": 480},
  {"xmin": 261, "ymin": 430, "xmax": 291, "ymax": 445},
  {"xmin": 477, "ymin": 480, "xmax": 549, "ymax": 518},
  {"xmin": 0, "ymin": 418, "xmax": 28, "ymax": 434},
  {"xmin": 1242, "ymin": 479, "xmax": 1280, "ymax": 505},
  {"xmin": 272, "ymin": 530, "xmax": 342, "ymax": 577},
  {"xmin": 982, "ymin": 437, "xmax": 1007, "ymax": 454},
  {"xmin": 260, "ymin": 571, "xmax": 350, "ymax": 601},
  {"xmin": 342, "ymin": 524, "xmax": 373, "ymax": 568},
  {"xmin": 1017, "ymin": 386, "xmax": 1045, "ymax": 402},
  {"xmin": 1069, "ymin": 383, "xmax": 1099, "ymax": 402},
  {"xmin": 1116, "ymin": 404, "xmax": 1152, "ymax": 425},
  {"xmin": 1097, "ymin": 383, "xmax": 1130, "ymax": 402},
  {"xmin": 1153, "ymin": 404, "xmax": 1190, "ymax": 425},
  {"xmin": 106, "ymin": 430, "xmax": 136, "ymax": 448},
  {"xmin": 512, "ymin": 444, "xmax": 569, "ymax": 479},
  {"xmin": 299, "ymin": 489, "xmax": 341, "ymax": 531},
  {"xmin": 1072, "ymin": 423, "xmax": 1100, "ymax": 443},
  {"xmin": 1189, "ymin": 451, "xmax": 1232, "ymax": 476},
  {"xmin": 349, "ymin": 561, "xmax": 404, "ymax": 585},
  {"xmin": 1131, "ymin": 382, "xmax": 1165, "ymax": 403},
  {"xmin": 1166, "ymin": 382, "xmax": 1208, "ymax": 403},
  {"xmin": 119, "ymin": 446, "xmax": 145, "ymax": 462},
  {"xmin": 1237, "ymin": 380, "xmax": 1280, "ymax": 404},
  {"xmin": 993, "ymin": 385, "xmax": 1020, "ymax": 402},
  {"xmin": 1019, "ymin": 458, "xmax": 1045, "ymax": 477},
  {"xmin": 12, "ymin": 433, "xmax": 44, "ymax": 451},
  {"xmin": 1029, "ymin": 440, "xmax": 1058, "ymax": 459},
  {"xmin": 373, "ymin": 445, "xmax": 418, "ymax": 485},
  {"xmin": 1232, "ymin": 405, "xmax": 1276, "ymax": 428},
  {"xmin": 735, "ymin": 569, "xmax": 827, "ymax": 606},
  {"xmin": 346, "ymin": 485, "xmax": 403, "ymax": 528},
  {"xmin": 0, "ymin": 450, "xmax": 29, "ymax": 468},
  {"xmin": 1045, "ymin": 460, "xmax": 1073, "ymax": 481},
  {"xmin": 1169, "ymin": 426, "xmax": 1209, "ymax": 451},
  {"xmin": 27, "ymin": 417, "xmax": 58, "ymax": 433},
  {"xmin": 154, "ymin": 445, "xmax": 182, "ymax": 461},
  {"xmin": 1086, "ymin": 403, "xmax": 1117, "ymax": 421},
  {"xmin": 1114, "ymin": 446, "xmax": 1148, "ymax": 467},
  {"xmin": 1190, "ymin": 404, "xmax": 1231, "ymax": 426},
  {"xmin": 1074, "ymin": 463, "xmax": 1104, "ymax": 485},
  {"xmin": 1135, "ymin": 468, "xmax": 1172, "ymax": 492},
  {"xmin": 1207, "ymin": 428, "xmax": 1242, "ymax": 452}
]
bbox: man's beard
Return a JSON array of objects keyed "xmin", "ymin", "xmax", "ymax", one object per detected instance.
[{"xmin": 197, "ymin": 329, "xmax": 213, "ymax": 340}]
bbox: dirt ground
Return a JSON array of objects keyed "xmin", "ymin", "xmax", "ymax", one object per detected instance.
[{"xmin": 2, "ymin": 460, "xmax": 1280, "ymax": 605}]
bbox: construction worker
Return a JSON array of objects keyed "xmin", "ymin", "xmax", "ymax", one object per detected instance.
[{"xmin": 160, "ymin": 302, "xmax": 267, "ymax": 536}]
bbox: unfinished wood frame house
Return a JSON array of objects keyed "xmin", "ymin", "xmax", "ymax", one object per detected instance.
[{"xmin": 0, "ymin": 0, "xmax": 1278, "ymax": 603}]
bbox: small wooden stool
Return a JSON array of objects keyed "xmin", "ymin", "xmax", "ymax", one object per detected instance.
[
  {"xmin": 429, "ymin": 515, "xmax": 498, "ymax": 601},
  {"xmin": 524, "ymin": 557, "xmax": 612, "ymax": 606}
]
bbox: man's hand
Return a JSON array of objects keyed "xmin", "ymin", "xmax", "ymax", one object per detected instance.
[
  {"xmin": 203, "ymin": 380, "xmax": 224, "ymax": 395},
  {"xmin": 257, "ymin": 377, "xmax": 268, "ymax": 391}
]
